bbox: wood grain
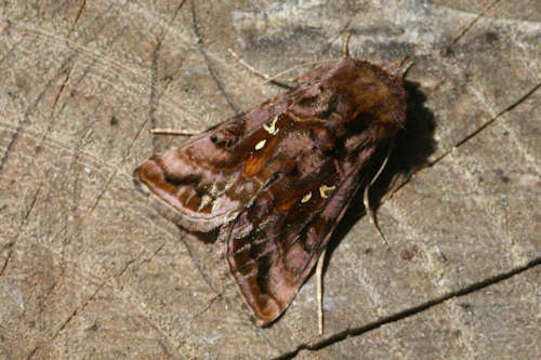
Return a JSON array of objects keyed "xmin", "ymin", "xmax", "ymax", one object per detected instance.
[{"xmin": 0, "ymin": 0, "xmax": 539, "ymax": 358}]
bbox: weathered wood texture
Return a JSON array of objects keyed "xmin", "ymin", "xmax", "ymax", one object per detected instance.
[{"xmin": 0, "ymin": 1, "xmax": 539, "ymax": 359}]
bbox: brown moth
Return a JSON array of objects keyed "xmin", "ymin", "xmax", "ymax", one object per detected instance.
[{"xmin": 133, "ymin": 52, "xmax": 407, "ymax": 326}]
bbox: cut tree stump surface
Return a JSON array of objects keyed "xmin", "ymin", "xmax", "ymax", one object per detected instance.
[{"xmin": 0, "ymin": 1, "xmax": 539, "ymax": 359}]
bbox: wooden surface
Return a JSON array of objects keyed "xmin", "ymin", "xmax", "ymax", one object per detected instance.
[{"xmin": 0, "ymin": 1, "xmax": 539, "ymax": 359}]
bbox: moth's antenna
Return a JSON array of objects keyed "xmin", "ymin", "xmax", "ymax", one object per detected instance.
[
  {"xmin": 262, "ymin": 59, "xmax": 337, "ymax": 84},
  {"xmin": 228, "ymin": 48, "xmax": 294, "ymax": 89},
  {"xmin": 399, "ymin": 56, "xmax": 415, "ymax": 77},
  {"xmin": 342, "ymin": 32, "xmax": 352, "ymax": 57}
]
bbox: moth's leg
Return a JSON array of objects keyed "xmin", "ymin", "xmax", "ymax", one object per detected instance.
[
  {"xmin": 150, "ymin": 118, "xmax": 210, "ymax": 136},
  {"xmin": 363, "ymin": 140, "xmax": 395, "ymax": 249},
  {"xmin": 316, "ymin": 248, "xmax": 327, "ymax": 335}
]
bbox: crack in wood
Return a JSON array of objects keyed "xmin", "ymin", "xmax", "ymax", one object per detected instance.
[
  {"xmin": 450, "ymin": 0, "xmax": 503, "ymax": 46},
  {"xmin": 149, "ymin": 0, "xmax": 187, "ymax": 150},
  {"xmin": 390, "ymin": 82, "xmax": 541, "ymax": 197},
  {"xmin": 70, "ymin": 0, "xmax": 86, "ymax": 34},
  {"xmin": 179, "ymin": 233, "xmax": 221, "ymax": 295},
  {"xmin": 25, "ymin": 244, "xmax": 180, "ymax": 359},
  {"xmin": 273, "ymin": 258, "xmax": 541, "ymax": 360},
  {"xmin": 190, "ymin": 1, "xmax": 241, "ymax": 114}
]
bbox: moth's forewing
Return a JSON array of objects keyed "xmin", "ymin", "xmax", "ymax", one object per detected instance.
[
  {"xmin": 133, "ymin": 57, "xmax": 406, "ymax": 325},
  {"xmin": 221, "ymin": 145, "xmax": 377, "ymax": 325},
  {"xmin": 133, "ymin": 107, "xmax": 282, "ymax": 232}
]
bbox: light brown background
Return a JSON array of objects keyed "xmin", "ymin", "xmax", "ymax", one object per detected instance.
[{"xmin": 0, "ymin": 1, "xmax": 539, "ymax": 359}]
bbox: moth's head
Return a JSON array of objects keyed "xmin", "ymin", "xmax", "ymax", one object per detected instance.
[{"xmin": 327, "ymin": 57, "xmax": 408, "ymax": 139}]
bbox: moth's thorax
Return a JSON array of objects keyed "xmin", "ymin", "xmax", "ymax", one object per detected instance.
[{"xmin": 287, "ymin": 57, "xmax": 406, "ymax": 142}]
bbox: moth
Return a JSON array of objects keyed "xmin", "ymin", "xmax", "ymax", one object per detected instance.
[{"xmin": 133, "ymin": 47, "xmax": 407, "ymax": 327}]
